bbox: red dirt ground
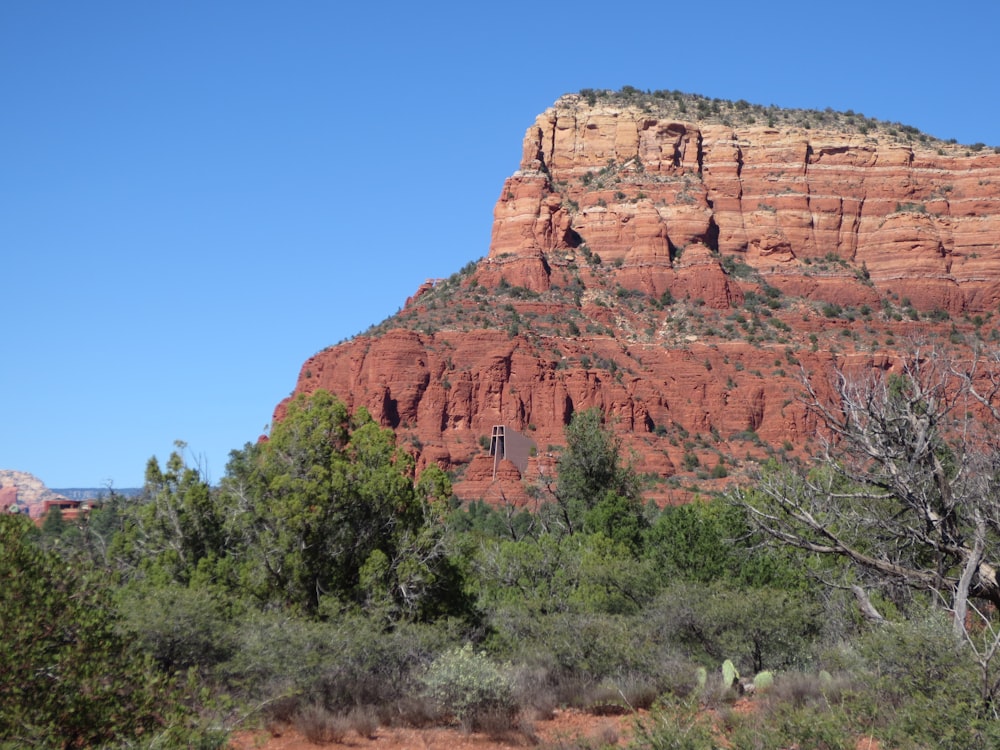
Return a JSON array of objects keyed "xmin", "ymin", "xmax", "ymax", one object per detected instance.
[
  {"xmin": 231, "ymin": 708, "xmax": 638, "ymax": 750},
  {"xmin": 230, "ymin": 702, "xmax": 883, "ymax": 750}
]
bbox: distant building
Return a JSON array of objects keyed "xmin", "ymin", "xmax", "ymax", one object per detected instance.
[
  {"xmin": 38, "ymin": 497, "xmax": 101, "ymax": 525},
  {"xmin": 487, "ymin": 425, "xmax": 536, "ymax": 479}
]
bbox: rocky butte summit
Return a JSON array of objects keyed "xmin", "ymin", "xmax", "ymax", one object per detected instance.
[{"xmin": 276, "ymin": 88, "xmax": 1000, "ymax": 504}]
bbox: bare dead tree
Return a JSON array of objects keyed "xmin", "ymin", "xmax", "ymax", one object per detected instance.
[{"xmin": 734, "ymin": 345, "xmax": 1000, "ymax": 711}]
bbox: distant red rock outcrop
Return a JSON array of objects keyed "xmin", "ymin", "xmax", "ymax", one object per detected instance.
[
  {"xmin": 0, "ymin": 470, "xmax": 70, "ymax": 519},
  {"xmin": 0, "ymin": 485, "xmax": 18, "ymax": 513}
]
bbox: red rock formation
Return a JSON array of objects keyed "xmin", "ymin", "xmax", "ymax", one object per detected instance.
[
  {"xmin": 0, "ymin": 470, "xmax": 70, "ymax": 519},
  {"xmin": 489, "ymin": 95, "xmax": 1000, "ymax": 314},
  {"xmin": 0, "ymin": 485, "xmax": 17, "ymax": 513},
  {"xmin": 278, "ymin": 92, "xmax": 1000, "ymax": 504}
]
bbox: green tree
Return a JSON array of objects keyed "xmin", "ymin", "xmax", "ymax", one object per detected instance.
[
  {"xmin": 473, "ymin": 532, "xmax": 656, "ymax": 616},
  {"xmin": 110, "ymin": 442, "xmax": 224, "ymax": 586},
  {"xmin": 0, "ymin": 515, "xmax": 221, "ymax": 748},
  {"xmin": 656, "ymin": 581, "xmax": 822, "ymax": 674},
  {"xmin": 39, "ymin": 504, "xmax": 65, "ymax": 539},
  {"xmin": 76, "ymin": 489, "xmax": 126, "ymax": 566},
  {"xmin": 221, "ymin": 390, "xmax": 470, "ymax": 620},
  {"xmin": 36, "ymin": 492, "xmax": 125, "ymax": 566},
  {"xmin": 645, "ymin": 497, "xmax": 805, "ymax": 588},
  {"xmin": 415, "ymin": 463, "xmax": 454, "ymax": 513},
  {"xmin": 116, "ymin": 582, "xmax": 238, "ymax": 672},
  {"xmin": 583, "ymin": 490, "xmax": 648, "ymax": 553},
  {"xmin": 550, "ymin": 408, "xmax": 642, "ymax": 535}
]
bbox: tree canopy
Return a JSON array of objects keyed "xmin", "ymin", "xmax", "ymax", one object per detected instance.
[
  {"xmin": 0, "ymin": 514, "xmax": 216, "ymax": 748},
  {"xmin": 109, "ymin": 390, "xmax": 470, "ymax": 623},
  {"xmin": 549, "ymin": 407, "xmax": 643, "ymax": 540}
]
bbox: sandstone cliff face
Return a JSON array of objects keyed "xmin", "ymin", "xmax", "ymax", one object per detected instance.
[
  {"xmin": 489, "ymin": 95, "xmax": 1000, "ymax": 312},
  {"xmin": 281, "ymin": 92, "xmax": 1000, "ymax": 504}
]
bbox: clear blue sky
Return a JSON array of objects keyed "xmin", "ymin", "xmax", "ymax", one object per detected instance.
[{"xmin": 3, "ymin": 2, "xmax": 998, "ymax": 488}]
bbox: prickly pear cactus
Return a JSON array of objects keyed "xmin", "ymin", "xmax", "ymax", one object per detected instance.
[
  {"xmin": 753, "ymin": 670, "xmax": 774, "ymax": 691},
  {"xmin": 721, "ymin": 659, "xmax": 739, "ymax": 689}
]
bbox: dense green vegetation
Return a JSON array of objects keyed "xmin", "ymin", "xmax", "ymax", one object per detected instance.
[
  {"xmin": 0, "ymin": 514, "xmax": 225, "ymax": 748},
  {"xmin": 7, "ymin": 376, "xmax": 1000, "ymax": 748}
]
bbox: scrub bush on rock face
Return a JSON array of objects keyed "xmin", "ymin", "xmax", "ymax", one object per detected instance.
[{"xmin": 421, "ymin": 644, "xmax": 517, "ymax": 732}]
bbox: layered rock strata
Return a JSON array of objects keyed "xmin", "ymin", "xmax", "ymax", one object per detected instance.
[{"xmin": 280, "ymin": 93, "xmax": 1000, "ymax": 503}]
